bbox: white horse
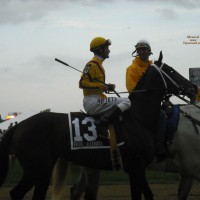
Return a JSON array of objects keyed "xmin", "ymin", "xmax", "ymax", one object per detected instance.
[
  {"xmin": 168, "ymin": 102, "xmax": 200, "ymax": 200},
  {"xmin": 71, "ymin": 102, "xmax": 200, "ymax": 200}
]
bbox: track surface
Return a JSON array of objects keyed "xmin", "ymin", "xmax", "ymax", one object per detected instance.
[{"xmin": 0, "ymin": 183, "xmax": 200, "ymax": 199}]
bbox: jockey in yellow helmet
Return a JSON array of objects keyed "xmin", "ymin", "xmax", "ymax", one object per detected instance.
[{"xmin": 79, "ymin": 36, "xmax": 131, "ymax": 137}]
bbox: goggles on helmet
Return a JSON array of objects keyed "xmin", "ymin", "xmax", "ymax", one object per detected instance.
[
  {"xmin": 106, "ymin": 39, "xmax": 112, "ymax": 46},
  {"xmin": 90, "ymin": 37, "xmax": 111, "ymax": 52}
]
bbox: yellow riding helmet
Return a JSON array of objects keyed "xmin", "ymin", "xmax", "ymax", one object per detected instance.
[{"xmin": 90, "ymin": 37, "xmax": 111, "ymax": 52}]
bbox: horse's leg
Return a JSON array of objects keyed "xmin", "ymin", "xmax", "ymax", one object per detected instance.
[
  {"xmin": 83, "ymin": 168, "xmax": 101, "ymax": 200},
  {"xmin": 10, "ymin": 172, "xmax": 34, "ymax": 200},
  {"xmin": 177, "ymin": 174, "xmax": 193, "ymax": 200},
  {"xmin": 128, "ymin": 170, "xmax": 142, "ymax": 200},
  {"xmin": 126, "ymin": 156, "xmax": 153, "ymax": 200},
  {"xmin": 128, "ymin": 170, "xmax": 153, "ymax": 200},
  {"xmin": 141, "ymin": 175, "xmax": 153, "ymax": 200},
  {"xmin": 70, "ymin": 166, "xmax": 87, "ymax": 200},
  {"xmin": 31, "ymin": 155, "xmax": 57, "ymax": 200},
  {"xmin": 32, "ymin": 173, "xmax": 51, "ymax": 200},
  {"xmin": 70, "ymin": 166, "xmax": 101, "ymax": 200}
]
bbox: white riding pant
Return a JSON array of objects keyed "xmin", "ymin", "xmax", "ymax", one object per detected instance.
[{"xmin": 83, "ymin": 94, "xmax": 131, "ymax": 115}]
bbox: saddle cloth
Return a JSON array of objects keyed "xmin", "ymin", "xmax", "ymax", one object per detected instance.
[
  {"xmin": 68, "ymin": 112, "xmax": 124, "ymax": 150},
  {"xmin": 166, "ymin": 105, "xmax": 180, "ymax": 141}
]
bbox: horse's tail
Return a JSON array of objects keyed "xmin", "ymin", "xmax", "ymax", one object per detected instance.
[
  {"xmin": 51, "ymin": 157, "xmax": 69, "ymax": 200},
  {"xmin": 0, "ymin": 125, "xmax": 17, "ymax": 187}
]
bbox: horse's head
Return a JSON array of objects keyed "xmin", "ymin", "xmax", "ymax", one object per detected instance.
[
  {"xmin": 153, "ymin": 52, "xmax": 198, "ymax": 99},
  {"xmin": 128, "ymin": 52, "xmax": 197, "ymax": 128}
]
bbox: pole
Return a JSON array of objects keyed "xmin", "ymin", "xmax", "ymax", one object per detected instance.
[{"xmin": 55, "ymin": 58, "xmax": 120, "ymax": 97}]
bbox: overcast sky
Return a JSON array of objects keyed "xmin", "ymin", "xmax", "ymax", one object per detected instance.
[{"xmin": 0, "ymin": 0, "xmax": 200, "ymax": 119}]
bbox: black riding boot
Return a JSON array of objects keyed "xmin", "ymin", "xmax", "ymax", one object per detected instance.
[
  {"xmin": 155, "ymin": 110, "xmax": 168, "ymax": 162},
  {"xmin": 95, "ymin": 106, "xmax": 122, "ymax": 138}
]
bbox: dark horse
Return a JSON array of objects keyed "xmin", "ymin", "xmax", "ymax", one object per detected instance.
[{"xmin": 0, "ymin": 53, "xmax": 197, "ymax": 200}]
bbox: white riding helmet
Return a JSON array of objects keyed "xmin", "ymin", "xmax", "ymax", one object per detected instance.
[
  {"xmin": 132, "ymin": 39, "xmax": 152, "ymax": 56},
  {"xmin": 135, "ymin": 40, "xmax": 151, "ymax": 51}
]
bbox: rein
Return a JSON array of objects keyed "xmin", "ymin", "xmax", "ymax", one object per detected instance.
[
  {"xmin": 151, "ymin": 63, "xmax": 181, "ymax": 92},
  {"xmin": 174, "ymin": 94, "xmax": 200, "ymax": 109},
  {"xmin": 109, "ymin": 63, "xmax": 172, "ymax": 95},
  {"xmin": 109, "ymin": 62, "xmax": 200, "ymax": 110},
  {"xmin": 145, "ymin": 63, "xmax": 200, "ymax": 111},
  {"xmin": 151, "ymin": 63, "xmax": 168, "ymax": 90},
  {"xmin": 180, "ymin": 109, "xmax": 200, "ymax": 135}
]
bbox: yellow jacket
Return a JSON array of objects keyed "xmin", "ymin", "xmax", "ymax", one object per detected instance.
[
  {"xmin": 126, "ymin": 57, "xmax": 152, "ymax": 93},
  {"xmin": 79, "ymin": 56, "xmax": 107, "ymax": 98}
]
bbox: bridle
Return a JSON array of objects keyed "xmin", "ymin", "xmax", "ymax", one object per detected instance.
[
  {"xmin": 151, "ymin": 63, "xmax": 200, "ymax": 110},
  {"xmin": 151, "ymin": 62, "xmax": 181, "ymax": 93}
]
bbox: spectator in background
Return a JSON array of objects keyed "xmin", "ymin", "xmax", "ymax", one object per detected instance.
[
  {"xmin": 8, "ymin": 123, "xmax": 13, "ymax": 130},
  {"xmin": 0, "ymin": 129, "xmax": 3, "ymax": 141}
]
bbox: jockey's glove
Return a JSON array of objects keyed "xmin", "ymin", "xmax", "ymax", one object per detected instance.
[{"xmin": 106, "ymin": 83, "xmax": 116, "ymax": 93}]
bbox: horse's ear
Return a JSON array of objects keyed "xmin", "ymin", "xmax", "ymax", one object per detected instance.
[
  {"xmin": 154, "ymin": 51, "xmax": 163, "ymax": 67},
  {"xmin": 158, "ymin": 51, "xmax": 163, "ymax": 64}
]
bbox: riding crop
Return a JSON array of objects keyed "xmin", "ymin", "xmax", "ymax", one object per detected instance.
[{"xmin": 55, "ymin": 58, "xmax": 120, "ymax": 97}]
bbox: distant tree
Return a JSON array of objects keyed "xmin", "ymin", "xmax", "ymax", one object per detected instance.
[{"xmin": 0, "ymin": 115, "xmax": 5, "ymax": 123}]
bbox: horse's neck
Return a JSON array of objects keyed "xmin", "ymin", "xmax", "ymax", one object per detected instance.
[
  {"xmin": 129, "ymin": 66, "xmax": 165, "ymax": 129},
  {"xmin": 130, "ymin": 92, "xmax": 162, "ymax": 129}
]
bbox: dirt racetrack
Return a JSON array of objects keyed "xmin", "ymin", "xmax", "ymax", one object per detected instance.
[{"xmin": 0, "ymin": 183, "xmax": 200, "ymax": 200}]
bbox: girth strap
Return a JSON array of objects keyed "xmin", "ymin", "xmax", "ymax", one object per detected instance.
[{"xmin": 180, "ymin": 109, "xmax": 200, "ymax": 134}]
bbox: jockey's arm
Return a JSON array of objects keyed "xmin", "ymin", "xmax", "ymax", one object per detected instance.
[
  {"xmin": 126, "ymin": 67, "xmax": 140, "ymax": 93},
  {"xmin": 79, "ymin": 64, "xmax": 106, "ymax": 92}
]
